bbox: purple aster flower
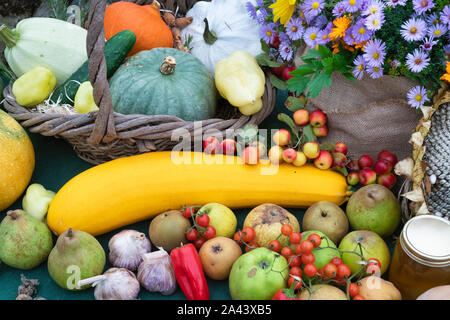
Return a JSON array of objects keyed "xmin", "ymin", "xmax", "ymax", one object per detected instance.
[
  {"xmin": 316, "ymin": 29, "xmax": 331, "ymax": 45},
  {"xmin": 401, "ymin": 18, "xmax": 427, "ymax": 42},
  {"xmin": 278, "ymin": 32, "xmax": 291, "ymax": 43},
  {"xmin": 421, "ymin": 36, "xmax": 438, "ymax": 51},
  {"xmin": 246, "ymin": 2, "xmax": 258, "ymax": 20},
  {"xmin": 385, "ymin": 0, "xmax": 407, "ymax": 7},
  {"xmin": 441, "ymin": 6, "xmax": 450, "ymax": 27},
  {"xmin": 366, "ymin": 65, "xmax": 383, "ymax": 79},
  {"xmin": 406, "ymin": 49, "xmax": 430, "ymax": 73},
  {"xmin": 257, "ymin": 7, "xmax": 268, "ymax": 24},
  {"xmin": 279, "ymin": 42, "xmax": 294, "ymax": 61},
  {"xmin": 445, "ymin": 44, "xmax": 450, "ymax": 54},
  {"xmin": 304, "ymin": 0, "xmax": 325, "ymax": 17},
  {"xmin": 362, "ymin": 0, "xmax": 385, "ymax": 17},
  {"xmin": 286, "ymin": 18, "xmax": 305, "ymax": 41},
  {"xmin": 303, "ymin": 26, "xmax": 321, "ymax": 47},
  {"xmin": 407, "ymin": 86, "xmax": 429, "ymax": 109},
  {"xmin": 425, "ymin": 13, "xmax": 440, "ymax": 25},
  {"xmin": 343, "ymin": 0, "xmax": 362, "ymax": 13},
  {"xmin": 260, "ymin": 23, "xmax": 276, "ymax": 44},
  {"xmin": 391, "ymin": 59, "xmax": 400, "ymax": 69},
  {"xmin": 352, "ymin": 19, "xmax": 373, "ymax": 43},
  {"xmin": 363, "ymin": 39, "xmax": 386, "ymax": 67},
  {"xmin": 427, "ymin": 23, "xmax": 447, "ymax": 38},
  {"xmin": 256, "ymin": 0, "xmax": 264, "ymax": 7},
  {"xmin": 360, "ymin": 0, "xmax": 370, "ymax": 12},
  {"xmin": 311, "ymin": 14, "xmax": 328, "ymax": 29},
  {"xmin": 332, "ymin": 1, "xmax": 347, "ymax": 17},
  {"xmin": 352, "ymin": 56, "xmax": 366, "ymax": 80},
  {"xmin": 344, "ymin": 26, "xmax": 356, "ymax": 46},
  {"xmin": 365, "ymin": 12, "xmax": 385, "ymax": 31},
  {"xmin": 413, "ymin": 0, "xmax": 435, "ymax": 15}
]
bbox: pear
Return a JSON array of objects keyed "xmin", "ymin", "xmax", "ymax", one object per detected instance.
[
  {"xmin": 47, "ymin": 228, "xmax": 106, "ymax": 291},
  {"xmin": 0, "ymin": 210, "xmax": 53, "ymax": 270}
]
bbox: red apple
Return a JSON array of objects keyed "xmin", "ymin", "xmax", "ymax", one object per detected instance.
[
  {"xmin": 268, "ymin": 146, "xmax": 284, "ymax": 164},
  {"xmin": 241, "ymin": 146, "xmax": 260, "ymax": 165},
  {"xmin": 273, "ymin": 129, "xmax": 291, "ymax": 147},
  {"xmin": 358, "ymin": 168, "xmax": 377, "ymax": 185},
  {"xmin": 282, "ymin": 66, "xmax": 296, "ymax": 81},
  {"xmin": 377, "ymin": 150, "xmax": 398, "ymax": 166},
  {"xmin": 271, "ymin": 63, "xmax": 285, "ymax": 76},
  {"xmin": 333, "ymin": 142, "xmax": 348, "ymax": 155},
  {"xmin": 293, "ymin": 151, "xmax": 307, "ymax": 167},
  {"xmin": 347, "ymin": 171, "xmax": 360, "ymax": 186},
  {"xmin": 221, "ymin": 139, "xmax": 237, "ymax": 155},
  {"xmin": 358, "ymin": 154, "xmax": 374, "ymax": 169},
  {"xmin": 282, "ymin": 148, "xmax": 297, "ymax": 163},
  {"xmin": 332, "ymin": 152, "xmax": 347, "ymax": 168},
  {"xmin": 302, "ymin": 141, "xmax": 321, "ymax": 159},
  {"xmin": 203, "ymin": 136, "xmax": 220, "ymax": 154},
  {"xmin": 373, "ymin": 159, "xmax": 393, "ymax": 175},
  {"xmin": 377, "ymin": 173, "xmax": 397, "ymax": 189},
  {"xmin": 347, "ymin": 160, "xmax": 360, "ymax": 171},
  {"xmin": 309, "ymin": 110, "xmax": 327, "ymax": 128},
  {"xmin": 314, "ymin": 150, "xmax": 333, "ymax": 170},
  {"xmin": 293, "ymin": 109, "xmax": 310, "ymax": 126},
  {"xmin": 312, "ymin": 125, "xmax": 328, "ymax": 137}
]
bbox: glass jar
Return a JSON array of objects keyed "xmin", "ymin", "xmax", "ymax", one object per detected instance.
[{"xmin": 388, "ymin": 215, "xmax": 450, "ymax": 300}]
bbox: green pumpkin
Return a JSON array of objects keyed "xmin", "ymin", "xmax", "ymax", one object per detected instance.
[{"xmin": 109, "ymin": 48, "xmax": 217, "ymax": 121}]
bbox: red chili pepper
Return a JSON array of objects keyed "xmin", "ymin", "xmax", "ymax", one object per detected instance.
[
  {"xmin": 272, "ymin": 288, "xmax": 298, "ymax": 300},
  {"xmin": 170, "ymin": 243, "xmax": 210, "ymax": 300}
]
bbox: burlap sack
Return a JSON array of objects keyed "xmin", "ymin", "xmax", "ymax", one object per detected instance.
[{"xmin": 294, "ymin": 45, "xmax": 421, "ymax": 161}]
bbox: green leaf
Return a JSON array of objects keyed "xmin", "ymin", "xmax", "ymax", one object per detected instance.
[
  {"xmin": 286, "ymin": 75, "xmax": 310, "ymax": 96},
  {"xmin": 285, "ymin": 96, "xmax": 305, "ymax": 112},
  {"xmin": 333, "ymin": 166, "xmax": 349, "ymax": 177},
  {"xmin": 255, "ymin": 53, "xmax": 282, "ymax": 68},
  {"xmin": 307, "ymin": 71, "xmax": 332, "ymax": 98},
  {"xmin": 320, "ymin": 142, "xmax": 337, "ymax": 151},
  {"xmin": 317, "ymin": 45, "xmax": 332, "ymax": 59},
  {"xmin": 270, "ymin": 74, "xmax": 288, "ymax": 90},
  {"xmin": 237, "ymin": 124, "xmax": 259, "ymax": 145},
  {"xmin": 277, "ymin": 113, "xmax": 298, "ymax": 137},
  {"xmin": 301, "ymin": 124, "xmax": 317, "ymax": 143},
  {"xmin": 321, "ymin": 57, "xmax": 334, "ymax": 75},
  {"xmin": 301, "ymin": 48, "xmax": 322, "ymax": 61},
  {"xmin": 342, "ymin": 72, "xmax": 357, "ymax": 82},
  {"xmin": 261, "ymin": 39, "xmax": 270, "ymax": 54},
  {"xmin": 290, "ymin": 64, "xmax": 315, "ymax": 76}
]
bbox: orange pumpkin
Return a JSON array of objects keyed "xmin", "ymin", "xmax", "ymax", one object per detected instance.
[{"xmin": 104, "ymin": 1, "xmax": 173, "ymax": 56}]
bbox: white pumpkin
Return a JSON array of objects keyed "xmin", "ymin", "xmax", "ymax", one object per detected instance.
[{"xmin": 181, "ymin": 0, "xmax": 263, "ymax": 76}]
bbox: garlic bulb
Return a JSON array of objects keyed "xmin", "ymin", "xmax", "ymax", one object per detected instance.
[
  {"xmin": 137, "ymin": 247, "xmax": 177, "ymax": 295},
  {"xmin": 108, "ymin": 230, "xmax": 151, "ymax": 271},
  {"xmin": 78, "ymin": 268, "xmax": 140, "ymax": 300}
]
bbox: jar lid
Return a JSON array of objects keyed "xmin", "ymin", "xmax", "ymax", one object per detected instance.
[{"xmin": 403, "ymin": 215, "xmax": 450, "ymax": 265}]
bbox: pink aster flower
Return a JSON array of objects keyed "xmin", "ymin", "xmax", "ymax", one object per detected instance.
[
  {"xmin": 413, "ymin": 0, "xmax": 435, "ymax": 15},
  {"xmin": 363, "ymin": 39, "xmax": 386, "ymax": 67},
  {"xmin": 352, "ymin": 56, "xmax": 366, "ymax": 80},
  {"xmin": 401, "ymin": 18, "xmax": 427, "ymax": 42},
  {"xmin": 407, "ymin": 86, "xmax": 429, "ymax": 109}
]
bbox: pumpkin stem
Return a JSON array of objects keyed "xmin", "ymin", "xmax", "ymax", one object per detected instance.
[
  {"xmin": 0, "ymin": 25, "xmax": 20, "ymax": 48},
  {"xmin": 160, "ymin": 56, "xmax": 177, "ymax": 75},
  {"xmin": 203, "ymin": 18, "xmax": 218, "ymax": 45}
]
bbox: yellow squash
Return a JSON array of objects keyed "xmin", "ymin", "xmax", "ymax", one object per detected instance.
[{"xmin": 47, "ymin": 152, "xmax": 349, "ymax": 236}]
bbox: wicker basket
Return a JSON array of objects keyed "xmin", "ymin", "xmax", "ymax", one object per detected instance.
[
  {"xmin": 396, "ymin": 84, "xmax": 450, "ymax": 223},
  {"xmin": 1, "ymin": 0, "xmax": 276, "ymax": 165}
]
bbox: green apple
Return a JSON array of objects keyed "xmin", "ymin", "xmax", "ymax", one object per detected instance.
[
  {"xmin": 338, "ymin": 230, "xmax": 390, "ymax": 276},
  {"xmin": 229, "ymin": 248, "xmax": 288, "ymax": 300},
  {"xmin": 346, "ymin": 184, "xmax": 401, "ymax": 238},
  {"xmin": 199, "ymin": 203, "xmax": 237, "ymax": 238},
  {"xmin": 300, "ymin": 230, "xmax": 341, "ymax": 270}
]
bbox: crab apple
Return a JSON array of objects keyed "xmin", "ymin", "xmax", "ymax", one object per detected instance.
[
  {"xmin": 269, "ymin": 34, "xmax": 280, "ymax": 47},
  {"xmin": 373, "ymin": 159, "xmax": 393, "ymax": 175},
  {"xmin": 303, "ymin": 141, "xmax": 320, "ymax": 159},
  {"xmin": 333, "ymin": 142, "xmax": 348, "ymax": 155},
  {"xmin": 312, "ymin": 125, "xmax": 328, "ymax": 137},
  {"xmin": 203, "ymin": 136, "xmax": 220, "ymax": 154},
  {"xmin": 273, "ymin": 129, "xmax": 291, "ymax": 147},
  {"xmin": 282, "ymin": 66, "xmax": 296, "ymax": 81},
  {"xmin": 359, "ymin": 168, "xmax": 377, "ymax": 185},
  {"xmin": 221, "ymin": 139, "xmax": 237, "ymax": 155},
  {"xmin": 268, "ymin": 146, "xmax": 284, "ymax": 164},
  {"xmin": 241, "ymin": 146, "xmax": 260, "ymax": 165},
  {"xmin": 314, "ymin": 150, "xmax": 333, "ymax": 170},
  {"xmin": 251, "ymin": 141, "xmax": 267, "ymax": 157},
  {"xmin": 377, "ymin": 172, "xmax": 397, "ymax": 189},
  {"xmin": 358, "ymin": 154, "xmax": 374, "ymax": 169},
  {"xmin": 347, "ymin": 171, "xmax": 360, "ymax": 186},
  {"xmin": 271, "ymin": 63, "xmax": 284, "ymax": 76},
  {"xmin": 283, "ymin": 148, "xmax": 297, "ymax": 163},
  {"xmin": 293, "ymin": 109, "xmax": 310, "ymax": 126},
  {"xmin": 293, "ymin": 151, "xmax": 307, "ymax": 167},
  {"xmin": 332, "ymin": 152, "xmax": 347, "ymax": 168},
  {"xmin": 309, "ymin": 110, "xmax": 327, "ymax": 128},
  {"xmin": 377, "ymin": 150, "xmax": 398, "ymax": 166},
  {"xmin": 347, "ymin": 160, "xmax": 360, "ymax": 171}
]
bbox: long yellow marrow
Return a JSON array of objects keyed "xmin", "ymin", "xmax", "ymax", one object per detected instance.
[{"xmin": 47, "ymin": 151, "xmax": 349, "ymax": 236}]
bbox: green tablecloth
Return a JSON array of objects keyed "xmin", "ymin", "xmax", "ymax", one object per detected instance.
[{"xmin": 0, "ymin": 90, "xmax": 394, "ymax": 300}]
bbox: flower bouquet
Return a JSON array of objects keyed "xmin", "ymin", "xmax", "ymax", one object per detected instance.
[{"xmin": 247, "ymin": 0, "xmax": 449, "ymax": 159}]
